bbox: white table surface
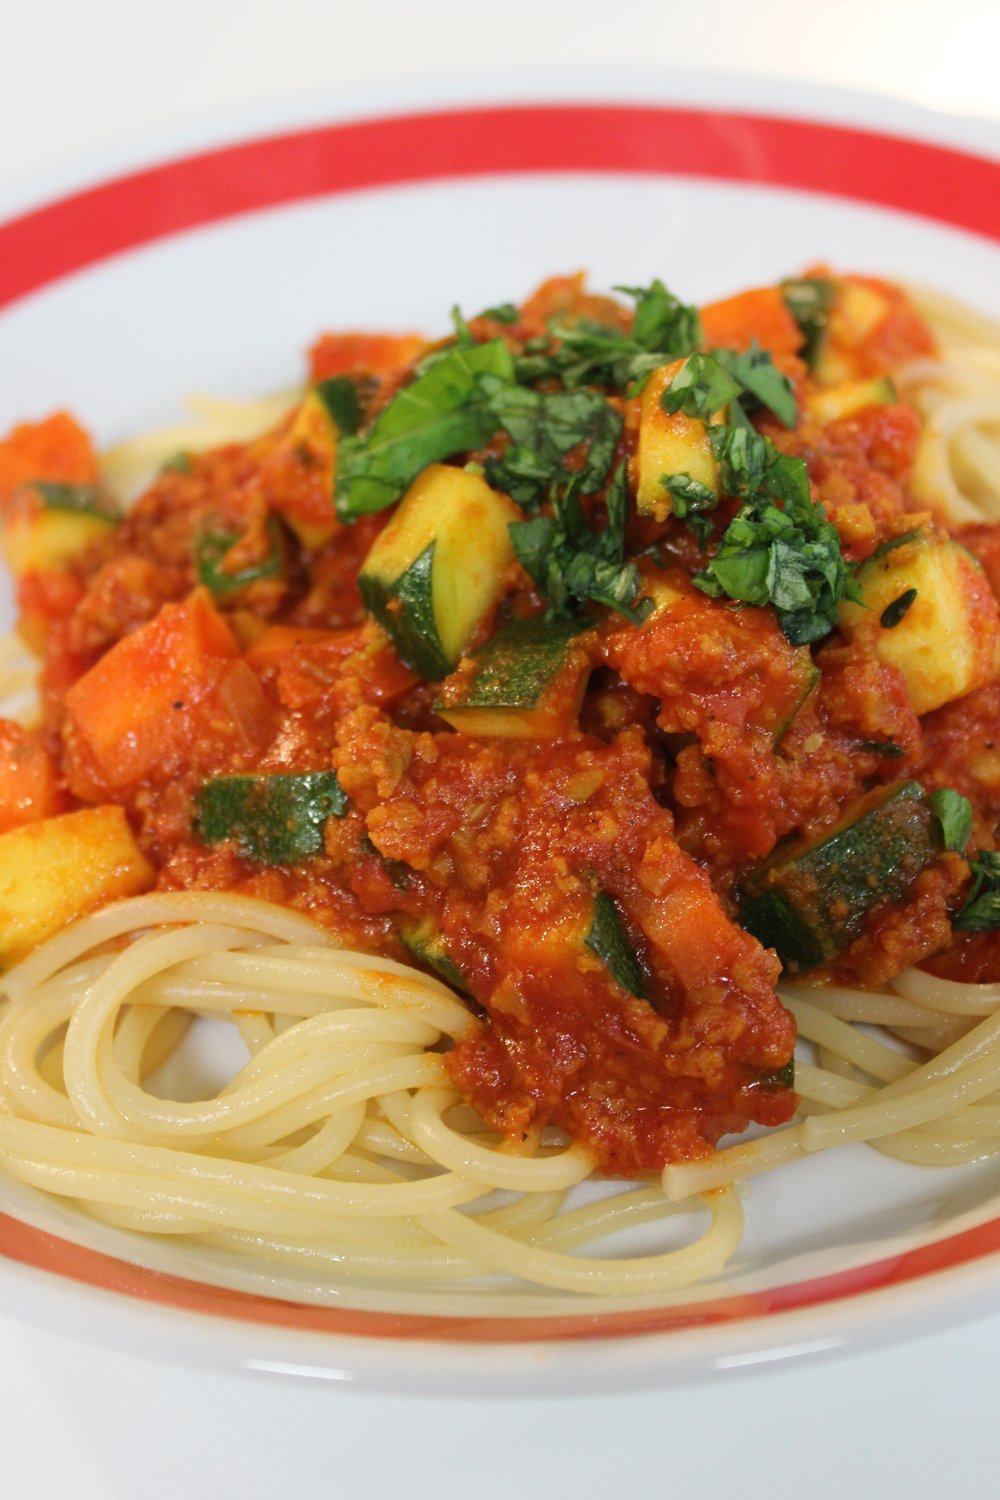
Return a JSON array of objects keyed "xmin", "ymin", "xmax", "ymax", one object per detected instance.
[{"xmin": 1, "ymin": 2, "xmax": 998, "ymax": 1494}]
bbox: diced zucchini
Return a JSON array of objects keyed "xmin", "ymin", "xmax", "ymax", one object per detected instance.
[
  {"xmin": 1, "ymin": 481, "xmax": 119, "ymax": 576},
  {"xmin": 806, "ymin": 377, "xmax": 896, "ymax": 426},
  {"xmin": 434, "ymin": 617, "xmax": 590, "ymax": 739},
  {"xmin": 195, "ymin": 516, "xmax": 286, "ymax": 599},
  {"xmin": 585, "ymin": 889, "xmax": 645, "ymax": 997},
  {"xmin": 773, "ymin": 663, "xmax": 821, "ymax": 748},
  {"xmin": 738, "ymin": 781, "xmax": 939, "ymax": 972},
  {"xmin": 358, "ymin": 464, "xmax": 519, "ymax": 679},
  {"xmin": 838, "ymin": 529, "xmax": 1000, "ymax": 714},
  {"xmin": 635, "ymin": 362, "xmax": 719, "ymax": 520},
  {"xmin": 397, "ymin": 916, "xmax": 469, "ymax": 993},
  {"xmin": 197, "ymin": 770, "xmax": 348, "ymax": 865},
  {"xmin": 0, "ymin": 806, "xmax": 153, "ymax": 964},
  {"xmin": 780, "ymin": 277, "xmax": 835, "ymax": 368}
]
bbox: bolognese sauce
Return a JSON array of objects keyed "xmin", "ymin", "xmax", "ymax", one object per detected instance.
[{"xmin": 2, "ymin": 269, "xmax": 998, "ymax": 1177}]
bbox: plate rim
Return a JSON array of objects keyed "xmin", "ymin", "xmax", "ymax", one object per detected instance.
[{"xmin": 0, "ymin": 67, "xmax": 998, "ymax": 1392}]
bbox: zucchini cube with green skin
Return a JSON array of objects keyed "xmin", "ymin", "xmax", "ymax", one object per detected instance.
[
  {"xmin": 1, "ymin": 482, "xmax": 119, "ymax": 576},
  {"xmin": 806, "ymin": 376, "xmax": 896, "ymax": 426},
  {"xmin": 358, "ymin": 463, "xmax": 520, "ymax": 680},
  {"xmin": 397, "ymin": 916, "xmax": 469, "ymax": 993},
  {"xmin": 585, "ymin": 889, "xmax": 645, "ymax": 998},
  {"xmin": 634, "ymin": 362, "xmax": 719, "ymax": 521},
  {"xmin": 434, "ymin": 617, "xmax": 591, "ymax": 739},
  {"xmin": 838, "ymin": 528, "xmax": 1000, "ymax": 714},
  {"xmin": 738, "ymin": 781, "xmax": 939, "ymax": 973},
  {"xmin": 197, "ymin": 770, "xmax": 348, "ymax": 866}
]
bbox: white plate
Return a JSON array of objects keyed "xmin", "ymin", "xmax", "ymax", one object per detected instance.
[{"xmin": 0, "ymin": 68, "xmax": 997, "ymax": 1395}]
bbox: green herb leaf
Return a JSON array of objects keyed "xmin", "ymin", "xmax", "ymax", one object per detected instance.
[
  {"xmin": 955, "ymin": 849, "xmax": 1000, "ymax": 932},
  {"xmin": 660, "ymin": 354, "xmax": 742, "ymax": 420},
  {"xmin": 194, "ymin": 516, "xmax": 285, "ymax": 598},
  {"xmin": 880, "ymin": 588, "xmax": 918, "ymax": 629},
  {"xmin": 780, "ymin": 277, "xmax": 835, "ymax": 367},
  {"xmin": 509, "ymin": 466, "xmax": 650, "ymax": 625},
  {"xmin": 614, "ymin": 280, "xmax": 702, "ymax": 357},
  {"xmin": 475, "ymin": 301, "xmax": 519, "ymax": 324},
  {"xmin": 713, "ymin": 341, "xmax": 798, "ymax": 428},
  {"xmin": 540, "ymin": 280, "xmax": 702, "ymax": 393},
  {"xmin": 314, "ymin": 375, "xmax": 364, "ymax": 435},
  {"xmin": 695, "ymin": 430, "xmax": 855, "ymax": 645},
  {"xmin": 481, "ymin": 377, "xmax": 622, "ymax": 503},
  {"xmin": 930, "ymin": 788, "xmax": 973, "ymax": 853},
  {"xmin": 856, "ymin": 738, "xmax": 904, "ymax": 758},
  {"xmin": 662, "ymin": 473, "xmax": 719, "ymax": 544},
  {"xmin": 335, "ymin": 338, "xmax": 515, "ymax": 516}
]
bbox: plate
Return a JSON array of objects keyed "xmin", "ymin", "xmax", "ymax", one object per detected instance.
[{"xmin": 0, "ymin": 69, "xmax": 997, "ymax": 1395}]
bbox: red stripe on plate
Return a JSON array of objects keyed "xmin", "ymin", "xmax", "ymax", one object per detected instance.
[
  {"xmin": 0, "ymin": 104, "xmax": 996, "ymax": 310},
  {"xmin": 0, "ymin": 1207, "xmax": 999, "ymax": 1343}
]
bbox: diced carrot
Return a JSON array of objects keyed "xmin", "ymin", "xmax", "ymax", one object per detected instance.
[
  {"xmin": 308, "ymin": 332, "xmax": 424, "ymax": 382},
  {"xmin": 0, "ymin": 720, "xmax": 66, "ymax": 832},
  {"xmin": 700, "ymin": 287, "xmax": 803, "ymax": 358},
  {"xmin": 0, "ymin": 412, "xmax": 98, "ymax": 509},
  {"xmin": 64, "ymin": 589, "xmax": 238, "ymax": 788}
]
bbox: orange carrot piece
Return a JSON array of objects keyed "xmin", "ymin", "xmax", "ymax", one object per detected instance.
[
  {"xmin": 700, "ymin": 287, "xmax": 803, "ymax": 358},
  {"xmin": 64, "ymin": 589, "xmax": 238, "ymax": 788},
  {"xmin": 0, "ymin": 412, "xmax": 98, "ymax": 509}
]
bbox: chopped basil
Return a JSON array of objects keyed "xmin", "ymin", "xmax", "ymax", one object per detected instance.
[
  {"xmin": 617, "ymin": 280, "xmax": 703, "ymax": 357},
  {"xmin": 195, "ymin": 516, "xmax": 285, "ymax": 598},
  {"xmin": 662, "ymin": 473, "xmax": 718, "ymax": 544},
  {"xmin": 880, "ymin": 588, "xmax": 918, "ymax": 629},
  {"xmin": 481, "ymin": 377, "xmax": 622, "ymax": 502},
  {"xmin": 476, "ymin": 301, "xmax": 519, "ymax": 324},
  {"xmin": 660, "ymin": 345, "xmax": 797, "ymax": 428},
  {"xmin": 712, "ymin": 342, "xmax": 798, "ymax": 428},
  {"xmin": 538, "ymin": 280, "xmax": 702, "ymax": 392},
  {"xmin": 660, "ymin": 354, "xmax": 742, "ymax": 421},
  {"xmin": 695, "ymin": 429, "xmax": 856, "ymax": 645},
  {"xmin": 856, "ymin": 738, "xmax": 904, "ymax": 758},
  {"xmin": 335, "ymin": 338, "xmax": 515, "ymax": 516},
  {"xmin": 930, "ymin": 788, "xmax": 973, "ymax": 853},
  {"xmin": 955, "ymin": 849, "xmax": 1000, "ymax": 932},
  {"xmin": 758, "ymin": 1059, "xmax": 795, "ymax": 1090},
  {"xmin": 509, "ymin": 465, "xmax": 650, "ymax": 625},
  {"xmin": 314, "ymin": 375, "xmax": 364, "ymax": 435},
  {"xmin": 780, "ymin": 277, "xmax": 835, "ymax": 367}
]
